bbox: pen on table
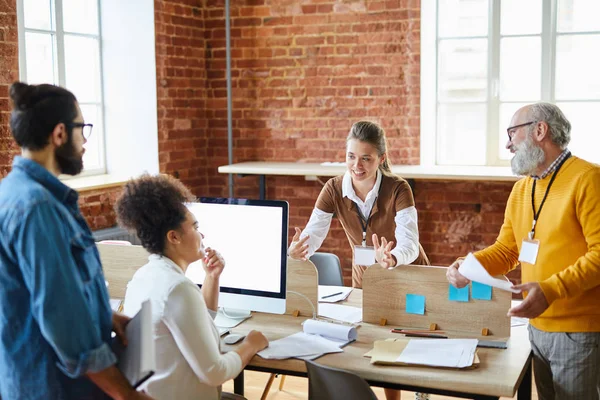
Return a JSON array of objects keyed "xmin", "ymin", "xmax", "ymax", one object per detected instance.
[
  {"xmin": 391, "ymin": 329, "xmax": 446, "ymax": 334},
  {"xmin": 320, "ymin": 292, "xmax": 343, "ymax": 299},
  {"xmin": 403, "ymin": 333, "xmax": 448, "ymax": 339}
]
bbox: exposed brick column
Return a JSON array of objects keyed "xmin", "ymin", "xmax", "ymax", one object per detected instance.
[
  {"xmin": 155, "ymin": 0, "xmax": 209, "ymax": 195},
  {"xmin": 0, "ymin": 0, "xmax": 19, "ymax": 178}
]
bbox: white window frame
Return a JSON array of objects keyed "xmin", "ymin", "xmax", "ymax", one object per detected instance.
[
  {"xmin": 422, "ymin": 0, "xmax": 600, "ymax": 168},
  {"xmin": 16, "ymin": 0, "xmax": 107, "ymax": 177}
]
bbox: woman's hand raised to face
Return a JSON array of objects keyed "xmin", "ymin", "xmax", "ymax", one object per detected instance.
[
  {"xmin": 289, "ymin": 227, "xmax": 310, "ymax": 260},
  {"xmin": 372, "ymin": 234, "xmax": 397, "ymax": 269},
  {"xmin": 202, "ymin": 247, "xmax": 225, "ymax": 279}
]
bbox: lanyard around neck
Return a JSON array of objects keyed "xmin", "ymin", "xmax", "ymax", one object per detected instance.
[
  {"xmin": 529, "ymin": 152, "xmax": 571, "ymax": 239},
  {"xmin": 352, "ymin": 174, "xmax": 383, "ymax": 246},
  {"xmin": 355, "ymin": 202, "xmax": 374, "ymax": 247}
]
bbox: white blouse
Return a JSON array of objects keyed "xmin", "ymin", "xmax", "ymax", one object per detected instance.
[{"xmin": 123, "ymin": 254, "xmax": 242, "ymax": 400}]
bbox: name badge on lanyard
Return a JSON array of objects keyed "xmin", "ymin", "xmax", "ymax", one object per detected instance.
[
  {"xmin": 354, "ymin": 245, "xmax": 376, "ymax": 265},
  {"xmin": 354, "ymin": 202, "xmax": 376, "ymax": 265},
  {"xmin": 519, "ymin": 238, "xmax": 540, "ymax": 265}
]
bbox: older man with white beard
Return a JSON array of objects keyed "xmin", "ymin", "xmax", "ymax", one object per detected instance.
[{"xmin": 447, "ymin": 103, "xmax": 600, "ymax": 400}]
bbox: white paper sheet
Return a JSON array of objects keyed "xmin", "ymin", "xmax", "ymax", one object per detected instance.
[
  {"xmin": 257, "ymin": 319, "xmax": 357, "ymax": 360},
  {"xmin": 458, "ymin": 253, "xmax": 521, "ymax": 293},
  {"xmin": 318, "ymin": 303, "xmax": 362, "ymax": 324},
  {"xmin": 257, "ymin": 332, "xmax": 344, "ymax": 360},
  {"xmin": 318, "ymin": 285, "xmax": 353, "ymax": 303},
  {"xmin": 396, "ymin": 339, "xmax": 478, "ymax": 368}
]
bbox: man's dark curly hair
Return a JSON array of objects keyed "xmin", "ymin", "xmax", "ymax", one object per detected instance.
[{"xmin": 115, "ymin": 174, "xmax": 196, "ymax": 254}]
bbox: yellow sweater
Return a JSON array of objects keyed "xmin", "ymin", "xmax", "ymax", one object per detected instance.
[{"xmin": 475, "ymin": 156, "xmax": 600, "ymax": 332}]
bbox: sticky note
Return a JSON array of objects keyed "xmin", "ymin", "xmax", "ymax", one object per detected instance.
[
  {"xmin": 449, "ymin": 284, "xmax": 469, "ymax": 302},
  {"xmin": 472, "ymin": 281, "xmax": 493, "ymax": 300},
  {"xmin": 406, "ymin": 294, "xmax": 425, "ymax": 315}
]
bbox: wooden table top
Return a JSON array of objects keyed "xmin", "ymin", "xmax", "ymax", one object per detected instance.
[{"xmin": 224, "ymin": 290, "xmax": 532, "ymax": 398}]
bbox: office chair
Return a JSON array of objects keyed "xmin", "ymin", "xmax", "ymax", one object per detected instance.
[
  {"xmin": 305, "ymin": 359, "xmax": 378, "ymax": 400},
  {"xmin": 310, "ymin": 252, "xmax": 344, "ymax": 286}
]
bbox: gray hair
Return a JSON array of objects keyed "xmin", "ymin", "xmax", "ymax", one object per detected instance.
[{"xmin": 527, "ymin": 102, "xmax": 571, "ymax": 149}]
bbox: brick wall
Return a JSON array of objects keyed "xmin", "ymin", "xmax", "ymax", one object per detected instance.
[
  {"xmin": 155, "ymin": 0, "xmax": 209, "ymax": 195},
  {"xmin": 200, "ymin": 0, "xmax": 518, "ymax": 285},
  {"xmin": 0, "ymin": 0, "xmax": 520, "ymax": 285},
  {"xmin": 0, "ymin": 1, "xmax": 19, "ymax": 178}
]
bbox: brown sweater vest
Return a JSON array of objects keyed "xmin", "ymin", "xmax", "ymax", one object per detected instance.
[{"xmin": 316, "ymin": 173, "xmax": 430, "ymax": 288}]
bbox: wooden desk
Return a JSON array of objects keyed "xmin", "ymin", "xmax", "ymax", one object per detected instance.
[
  {"xmin": 218, "ymin": 162, "xmax": 517, "ymax": 199},
  {"xmin": 227, "ymin": 290, "xmax": 532, "ymax": 400}
]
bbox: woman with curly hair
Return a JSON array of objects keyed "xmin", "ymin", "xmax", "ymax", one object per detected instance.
[{"xmin": 115, "ymin": 174, "xmax": 268, "ymax": 400}]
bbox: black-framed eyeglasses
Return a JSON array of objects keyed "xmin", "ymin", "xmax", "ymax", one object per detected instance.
[
  {"xmin": 506, "ymin": 121, "xmax": 536, "ymax": 141},
  {"xmin": 65, "ymin": 122, "xmax": 94, "ymax": 140}
]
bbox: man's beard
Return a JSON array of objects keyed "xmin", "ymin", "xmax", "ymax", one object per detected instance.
[
  {"xmin": 55, "ymin": 138, "xmax": 83, "ymax": 176},
  {"xmin": 511, "ymin": 132, "xmax": 545, "ymax": 176}
]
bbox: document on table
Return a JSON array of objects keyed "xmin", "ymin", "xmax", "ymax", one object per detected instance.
[
  {"xmin": 257, "ymin": 319, "xmax": 357, "ymax": 360},
  {"xmin": 318, "ymin": 285, "xmax": 353, "ymax": 303},
  {"xmin": 318, "ymin": 303, "xmax": 362, "ymax": 324},
  {"xmin": 458, "ymin": 253, "xmax": 521, "ymax": 293},
  {"xmin": 396, "ymin": 339, "xmax": 478, "ymax": 368}
]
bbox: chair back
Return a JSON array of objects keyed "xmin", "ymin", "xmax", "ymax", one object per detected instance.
[
  {"xmin": 309, "ymin": 252, "xmax": 343, "ymax": 286},
  {"xmin": 305, "ymin": 360, "xmax": 377, "ymax": 400}
]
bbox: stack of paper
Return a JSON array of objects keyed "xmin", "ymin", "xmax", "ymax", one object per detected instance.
[
  {"xmin": 258, "ymin": 319, "xmax": 357, "ymax": 360},
  {"xmin": 318, "ymin": 285, "xmax": 353, "ymax": 303},
  {"xmin": 397, "ymin": 339, "xmax": 478, "ymax": 368},
  {"xmin": 318, "ymin": 303, "xmax": 362, "ymax": 324},
  {"xmin": 370, "ymin": 338, "xmax": 480, "ymax": 369}
]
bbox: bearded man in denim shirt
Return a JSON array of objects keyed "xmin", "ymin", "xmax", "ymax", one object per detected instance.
[{"xmin": 0, "ymin": 82, "xmax": 154, "ymax": 400}]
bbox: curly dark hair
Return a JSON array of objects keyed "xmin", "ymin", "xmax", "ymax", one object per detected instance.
[{"xmin": 115, "ymin": 174, "xmax": 196, "ymax": 254}]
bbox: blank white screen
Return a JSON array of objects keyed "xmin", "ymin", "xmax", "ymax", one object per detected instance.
[{"xmin": 185, "ymin": 202, "xmax": 283, "ymax": 293}]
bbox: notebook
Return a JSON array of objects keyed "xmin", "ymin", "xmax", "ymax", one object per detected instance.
[{"xmin": 112, "ymin": 300, "xmax": 156, "ymax": 388}]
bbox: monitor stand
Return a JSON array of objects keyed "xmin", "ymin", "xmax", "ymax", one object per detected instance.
[{"xmin": 214, "ymin": 308, "xmax": 252, "ymax": 329}]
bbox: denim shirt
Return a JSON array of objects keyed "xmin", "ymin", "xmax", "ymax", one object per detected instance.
[{"xmin": 0, "ymin": 157, "xmax": 115, "ymax": 400}]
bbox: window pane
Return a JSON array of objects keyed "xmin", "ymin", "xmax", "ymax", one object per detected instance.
[
  {"xmin": 24, "ymin": 0, "xmax": 53, "ymax": 31},
  {"xmin": 555, "ymin": 34, "xmax": 600, "ymax": 100},
  {"xmin": 498, "ymin": 102, "xmax": 529, "ymax": 160},
  {"xmin": 438, "ymin": 39, "xmax": 488, "ymax": 102},
  {"xmin": 501, "ymin": 0, "xmax": 542, "ymax": 35},
  {"xmin": 555, "ymin": 102, "xmax": 600, "ymax": 163},
  {"xmin": 437, "ymin": 103, "xmax": 487, "ymax": 165},
  {"xmin": 500, "ymin": 37, "xmax": 541, "ymax": 101},
  {"xmin": 24, "ymin": 32, "xmax": 57, "ymax": 85},
  {"xmin": 64, "ymin": 35, "xmax": 101, "ymax": 103},
  {"xmin": 558, "ymin": 0, "xmax": 600, "ymax": 33},
  {"xmin": 62, "ymin": 0, "xmax": 99, "ymax": 35},
  {"xmin": 79, "ymin": 104, "xmax": 103, "ymax": 170},
  {"xmin": 439, "ymin": 0, "xmax": 488, "ymax": 38}
]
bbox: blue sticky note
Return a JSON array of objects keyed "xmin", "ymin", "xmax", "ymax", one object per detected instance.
[
  {"xmin": 472, "ymin": 281, "xmax": 493, "ymax": 300},
  {"xmin": 406, "ymin": 294, "xmax": 426, "ymax": 315},
  {"xmin": 449, "ymin": 284, "xmax": 469, "ymax": 302}
]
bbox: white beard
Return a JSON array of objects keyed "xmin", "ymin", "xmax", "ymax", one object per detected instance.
[{"xmin": 511, "ymin": 133, "xmax": 545, "ymax": 176}]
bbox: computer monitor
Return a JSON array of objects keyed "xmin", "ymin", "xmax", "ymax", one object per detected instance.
[{"xmin": 185, "ymin": 198, "xmax": 288, "ymax": 314}]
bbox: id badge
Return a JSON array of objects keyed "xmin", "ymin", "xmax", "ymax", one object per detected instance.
[
  {"xmin": 518, "ymin": 239, "xmax": 540, "ymax": 265},
  {"xmin": 354, "ymin": 245, "xmax": 376, "ymax": 265}
]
